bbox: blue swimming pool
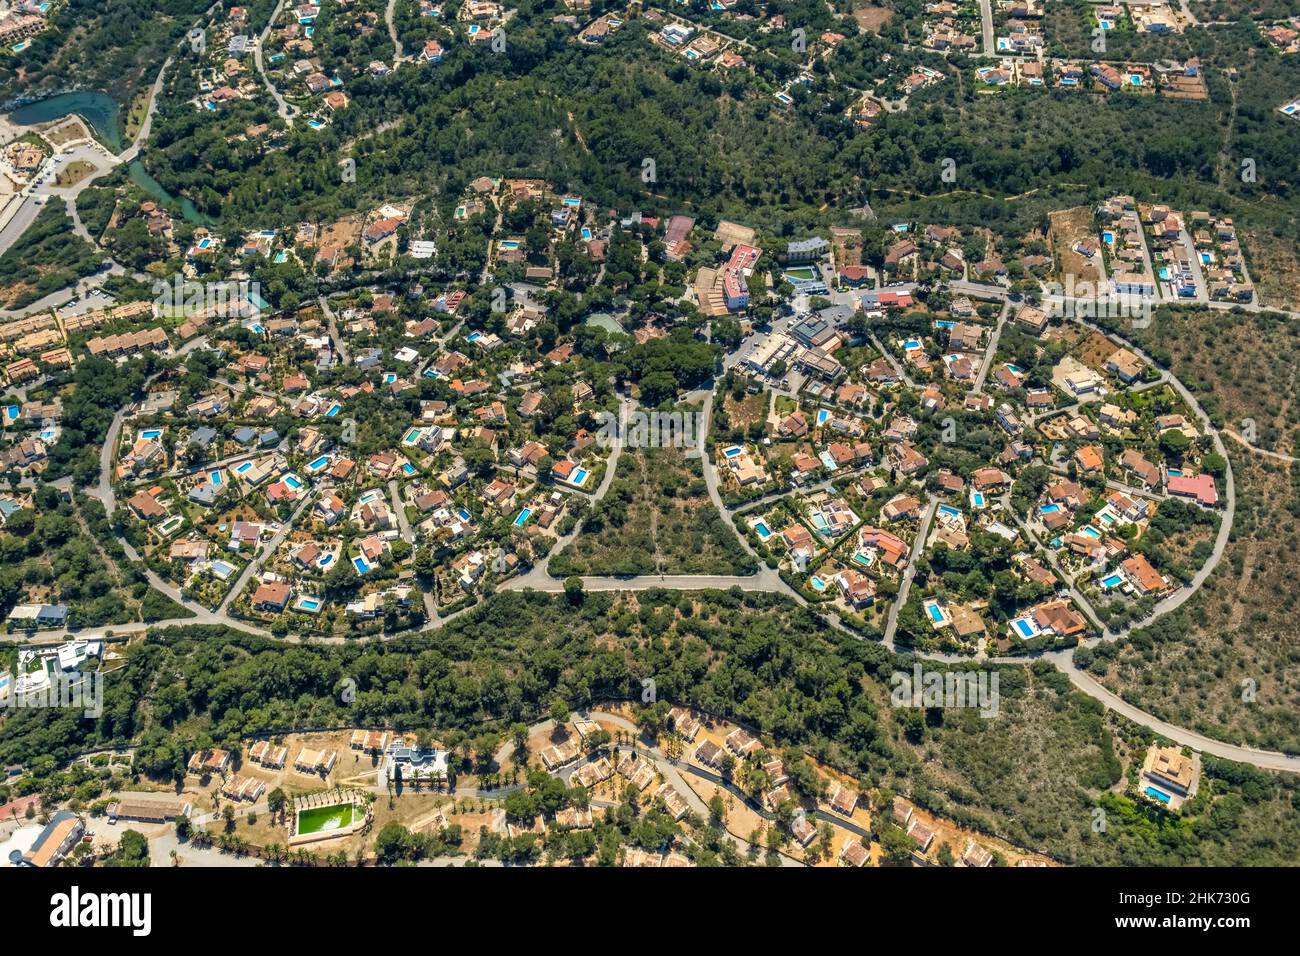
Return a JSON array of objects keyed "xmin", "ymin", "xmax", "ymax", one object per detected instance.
[
  {"xmin": 318, "ymin": 553, "xmax": 333, "ymax": 567},
  {"xmin": 209, "ymin": 470, "xmax": 223, "ymax": 485},
  {"xmin": 1144, "ymin": 786, "xmax": 1172, "ymax": 804},
  {"xmin": 284, "ymin": 475, "xmax": 303, "ymax": 489},
  {"xmin": 236, "ymin": 461, "xmax": 253, "ymax": 474},
  {"xmin": 353, "ymin": 556, "xmax": 370, "ymax": 574},
  {"xmin": 970, "ymin": 491, "xmax": 986, "ymax": 508},
  {"xmin": 458, "ymin": 509, "xmax": 472, "ymax": 523},
  {"xmin": 140, "ymin": 429, "xmax": 163, "ymax": 441},
  {"xmin": 925, "ymin": 601, "xmax": 944, "ymax": 623},
  {"xmin": 514, "ymin": 508, "xmax": 533, "ymax": 526},
  {"xmin": 753, "ymin": 521, "xmax": 771, "ymax": 539},
  {"xmin": 903, "ymin": 339, "xmax": 921, "ymax": 350},
  {"xmin": 1012, "ymin": 618, "xmax": 1036, "ymax": 638},
  {"xmin": 1040, "ymin": 503, "xmax": 1060, "ymax": 514},
  {"xmin": 402, "ymin": 463, "xmax": 416, "ymax": 476},
  {"xmin": 571, "ymin": 468, "xmax": 589, "ymax": 485},
  {"xmin": 1100, "ymin": 573, "xmax": 1124, "ymax": 589},
  {"xmin": 4, "ymin": 405, "xmax": 17, "ymax": 421},
  {"xmin": 326, "ymin": 404, "xmax": 342, "ymax": 418},
  {"xmin": 723, "ymin": 446, "xmax": 743, "ymax": 458},
  {"xmin": 809, "ymin": 576, "xmax": 827, "ymax": 591},
  {"xmin": 308, "ymin": 455, "xmax": 330, "ymax": 471},
  {"xmin": 938, "ymin": 504, "xmax": 961, "ymax": 519},
  {"xmin": 816, "ymin": 408, "xmax": 831, "ymax": 426}
]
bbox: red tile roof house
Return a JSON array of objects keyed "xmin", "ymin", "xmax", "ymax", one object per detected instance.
[
  {"xmin": 1166, "ymin": 472, "xmax": 1218, "ymax": 507},
  {"xmin": 252, "ymin": 581, "xmax": 291, "ymax": 612}
]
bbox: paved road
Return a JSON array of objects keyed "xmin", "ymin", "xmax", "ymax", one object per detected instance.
[
  {"xmin": 1044, "ymin": 649, "xmax": 1300, "ymax": 772},
  {"xmin": 882, "ymin": 496, "xmax": 938, "ymax": 650},
  {"xmin": 219, "ymin": 489, "xmax": 318, "ymax": 614},
  {"xmin": 59, "ymin": 272, "xmax": 1293, "ymax": 774},
  {"xmin": 971, "ymin": 302, "xmax": 1010, "ymax": 393},
  {"xmin": 255, "ymin": 0, "xmax": 297, "ymax": 125}
]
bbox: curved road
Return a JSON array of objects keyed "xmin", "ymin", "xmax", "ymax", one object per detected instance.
[{"xmin": 67, "ymin": 289, "xmax": 1299, "ymax": 774}]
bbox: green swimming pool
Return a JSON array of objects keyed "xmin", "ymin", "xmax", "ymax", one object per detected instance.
[{"xmin": 296, "ymin": 803, "xmax": 355, "ymax": 834}]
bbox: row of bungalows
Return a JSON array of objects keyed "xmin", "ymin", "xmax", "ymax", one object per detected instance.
[
  {"xmin": 187, "ymin": 748, "xmax": 232, "ymax": 775},
  {"xmin": 654, "ymin": 782, "xmax": 690, "ymax": 820},
  {"xmin": 349, "ymin": 729, "xmax": 389, "ymax": 754},
  {"xmin": 107, "ymin": 796, "xmax": 192, "ymax": 825},
  {"xmin": 85, "ymin": 327, "xmax": 170, "ymax": 358},
  {"xmin": 248, "ymin": 740, "xmax": 288, "ymax": 769},
  {"xmin": 539, "ymin": 736, "xmax": 581, "ymax": 771},
  {"xmin": 294, "ymin": 747, "xmax": 338, "ymax": 775},
  {"xmin": 617, "ymin": 754, "xmax": 658, "ymax": 791},
  {"xmin": 572, "ymin": 756, "xmax": 613, "ymax": 789},
  {"xmin": 221, "ymin": 775, "xmax": 267, "ymax": 802},
  {"xmin": 668, "ymin": 706, "xmax": 700, "ymax": 741}
]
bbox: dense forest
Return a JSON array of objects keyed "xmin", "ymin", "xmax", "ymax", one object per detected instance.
[
  {"xmin": 0, "ymin": 0, "xmax": 212, "ymax": 107},
  {"xmin": 130, "ymin": 7, "xmax": 1300, "ymax": 249},
  {"xmin": 3, "ymin": 590, "xmax": 1299, "ymax": 865}
]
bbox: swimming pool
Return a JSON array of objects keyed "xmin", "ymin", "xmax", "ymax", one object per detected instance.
[
  {"xmin": 1011, "ymin": 617, "xmax": 1038, "ymax": 639},
  {"xmin": 970, "ymin": 491, "xmax": 986, "ymax": 508},
  {"xmin": 307, "ymin": 455, "xmax": 331, "ymax": 471},
  {"xmin": 852, "ymin": 551, "xmax": 874, "ymax": 568},
  {"xmin": 4, "ymin": 405, "xmax": 17, "ymax": 422},
  {"xmin": 1102, "ymin": 231, "xmax": 1114, "ymax": 244},
  {"xmin": 326, "ymin": 404, "xmax": 342, "ymax": 418},
  {"xmin": 723, "ymin": 446, "xmax": 743, "ymax": 458},
  {"xmin": 466, "ymin": 331, "xmax": 482, "ymax": 342},
  {"xmin": 210, "ymin": 560, "xmax": 234, "ymax": 579},
  {"xmin": 499, "ymin": 240, "xmax": 520, "ymax": 250},
  {"xmin": 938, "ymin": 504, "xmax": 961, "ymax": 519},
  {"xmin": 209, "ymin": 470, "xmax": 223, "ymax": 485},
  {"xmin": 236, "ymin": 461, "xmax": 254, "ymax": 474},
  {"xmin": 513, "ymin": 508, "xmax": 533, "ymax": 527},
  {"xmin": 819, "ymin": 451, "xmax": 838, "ymax": 471},
  {"xmin": 1081, "ymin": 524, "xmax": 1101, "ymax": 539},
  {"xmin": 581, "ymin": 227, "xmax": 592, "ymax": 240},
  {"xmin": 809, "ymin": 575, "xmax": 827, "ymax": 592},
  {"xmin": 284, "ymin": 474, "xmax": 303, "ymax": 489},
  {"xmin": 139, "ymin": 428, "xmax": 163, "ymax": 441},
  {"xmin": 924, "ymin": 601, "xmax": 945, "ymax": 623},
  {"xmin": 295, "ymin": 597, "xmax": 322, "ymax": 613},
  {"xmin": 752, "ymin": 520, "xmax": 772, "ymax": 540},
  {"xmin": 571, "ymin": 468, "xmax": 589, "ymax": 485},
  {"xmin": 318, "ymin": 553, "xmax": 334, "ymax": 567},
  {"xmin": 405, "ymin": 428, "xmax": 422, "ymax": 444},
  {"xmin": 1100, "ymin": 573, "xmax": 1125, "ymax": 589},
  {"xmin": 1144, "ymin": 786, "xmax": 1172, "ymax": 804},
  {"xmin": 816, "ymin": 408, "xmax": 831, "ymax": 426},
  {"xmin": 352, "ymin": 556, "xmax": 371, "ymax": 574},
  {"xmin": 402, "ymin": 463, "xmax": 417, "ymax": 476},
  {"xmin": 1040, "ymin": 503, "xmax": 1060, "ymax": 514},
  {"xmin": 903, "ymin": 339, "xmax": 921, "ymax": 350}
]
